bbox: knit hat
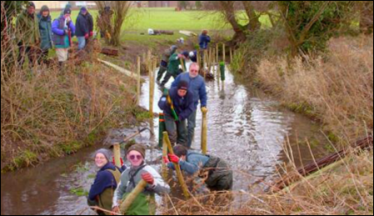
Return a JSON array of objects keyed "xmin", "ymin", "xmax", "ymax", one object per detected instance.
[
  {"xmin": 170, "ymin": 45, "xmax": 178, "ymax": 54},
  {"xmin": 126, "ymin": 144, "xmax": 146, "ymax": 158},
  {"xmin": 80, "ymin": 7, "xmax": 87, "ymax": 12},
  {"xmin": 182, "ymin": 51, "xmax": 189, "ymax": 58},
  {"xmin": 173, "ymin": 145, "xmax": 188, "ymax": 157},
  {"xmin": 40, "ymin": 5, "xmax": 50, "ymax": 13},
  {"xmin": 64, "ymin": 8, "xmax": 72, "ymax": 15},
  {"xmin": 178, "ymin": 80, "xmax": 189, "ymax": 91},
  {"xmin": 28, "ymin": 2, "xmax": 36, "ymax": 9},
  {"xmin": 94, "ymin": 148, "xmax": 112, "ymax": 162}
]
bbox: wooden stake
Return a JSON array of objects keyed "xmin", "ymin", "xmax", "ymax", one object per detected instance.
[
  {"xmin": 163, "ymin": 132, "xmax": 190, "ymax": 199},
  {"xmin": 216, "ymin": 43, "xmax": 219, "ymax": 63},
  {"xmin": 162, "ymin": 137, "xmax": 168, "ymax": 181},
  {"xmin": 201, "ymin": 108, "xmax": 208, "ymax": 154},
  {"xmin": 222, "ymin": 43, "xmax": 226, "ymax": 63},
  {"xmin": 120, "ymin": 180, "xmax": 148, "ymax": 214},
  {"xmin": 230, "ymin": 47, "xmax": 233, "ymax": 64},
  {"xmin": 113, "ymin": 143, "xmax": 121, "ymax": 168},
  {"xmin": 137, "ymin": 56, "xmax": 141, "ymax": 104}
]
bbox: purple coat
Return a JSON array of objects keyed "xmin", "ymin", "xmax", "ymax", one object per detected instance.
[{"xmin": 52, "ymin": 16, "xmax": 76, "ymax": 46}]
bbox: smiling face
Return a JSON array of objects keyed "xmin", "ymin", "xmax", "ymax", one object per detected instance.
[
  {"xmin": 189, "ymin": 64, "xmax": 199, "ymax": 78},
  {"xmin": 127, "ymin": 151, "xmax": 144, "ymax": 167},
  {"xmin": 95, "ymin": 153, "xmax": 109, "ymax": 168}
]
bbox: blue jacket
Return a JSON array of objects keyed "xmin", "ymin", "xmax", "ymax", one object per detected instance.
[
  {"xmin": 172, "ymin": 73, "xmax": 208, "ymax": 109},
  {"xmin": 158, "ymin": 87, "xmax": 196, "ymax": 121},
  {"xmin": 88, "ymin": 163, "xmax": 123, "ymax": 201},
  {"xmin": 199, "ymin": 34, "xmax": 211, "ymax": 50},
  {"xmin": 37, "ymin": 14, "xmax": 53, "ymax": 50},
  {"xmin": 168, "ymin": 151, "xmax": 210, "ymax": 175},
  {"xmin": 52, "ymin": 16, "xmax": 75, "ymax": 47},
  {"xmin": 75, "ymin": 12, "xmax": 90, "ymax": 37}
]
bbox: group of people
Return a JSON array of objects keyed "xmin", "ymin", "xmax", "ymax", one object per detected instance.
[
  {"xmin": 89, "ymin": 143, "xmax": 232, "ymax": 215},
  {"xmin": 16, "ymin": 2, "xmax": 94, "ymax": 68},
  {"xmin": 87, "ymin": 31, "xmax": 233, "ymax": 215}
]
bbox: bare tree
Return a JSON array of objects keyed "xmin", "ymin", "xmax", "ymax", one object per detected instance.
[
  {"xmin": 95, "ymin": 1, "xmax": 132, "ymax": 46},
  {"xmin": 214, "ymin": 1, "xmax": 271, "ymax": 45}
]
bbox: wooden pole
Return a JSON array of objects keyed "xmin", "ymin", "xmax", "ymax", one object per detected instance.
[
  {"xmin": 137, "ymin": 56, "xmax": 141, "ymax": 104},
  {"xmin": 197, "ymin": 49, "xmax": 201, "ymax": 69},
  {"xmin": 230, "ymin": 47, "xmax": 233, "ymax": 64},
  {"xmin": 180, "ymin": 57, "xmax": 186, "ymax": 72},
  {"xmin": 222, "ymin": 43, "xmax": 226, "ymax": 63},
  {"xmin": 163, "ymin": 132, "xmax": 190, "ymax": 199},
  {"xmin": 162, "ymin": 136, "xmax": 168, "ymax": 181},
  {"xmin": 113, "ymin": 143, "xmax": 121, "ymax": 168},
  {"xmin": 201, "ymin": 108, "xmax": 208, "ymax": 154},
  {"xmin": 149, "ymin": 57, "xmax": 154, "ymax": 117},
  {"xmin": 120, "ymin": 180, "xmax": 148, "ymax": 214},
  {"xmin": 216, "ymin": 43, "xmax": 219, "ymax": 63}
]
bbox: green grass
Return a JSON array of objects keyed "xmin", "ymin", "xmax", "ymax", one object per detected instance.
[{"xmin": 50, "ymin": 7, "xmax": 271, "ymax": 33}]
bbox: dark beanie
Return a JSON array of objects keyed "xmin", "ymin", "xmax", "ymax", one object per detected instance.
[
  {"xmin": 81, "ymin": 7, "xmax": 87, "ymax": 12},
  {"xmin": 28, "ymin": 2, "xmax": 36, "ymax": 9},
  {"xmin": 178, "ymin": 80, "xmax": 189, "ymax": 91},
  {"xmin": 40, "ymin": 5, "xmax": 50, "ymax": 13},
  {"xmin": 126, "ymin": 144, "xmax": 146, "ymax": 158},
  {"xmin": 64, "ymin": 8, "xmax": 72, "ymax": 15},
  {"xmin": 173, "ymin": 145, "xmax": 188, "ymax": 157}
]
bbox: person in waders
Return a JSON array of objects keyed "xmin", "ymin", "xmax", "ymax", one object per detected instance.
[
  {"xmin": 164, "ymin": 145, "xmax": 233, "ymax": 192},
  {"xmin": 88, "ymin": 149, "xmax": 124, "ymax": 215},
  {"xmin": 160, "ymin": 51, "xmax": 187, "ymax": 87},
  {"xmin": 158, "ymin": 81, "xmax": 196, "ymax": 147},
  {"xmin": 156, "ymin": 45, "xmax": 178, "ymax": 85},
  {"xmin": 112, "ymin": 144, "xmax": 170, "ymax": 215}
]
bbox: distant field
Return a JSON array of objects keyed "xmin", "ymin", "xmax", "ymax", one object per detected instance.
[
  {"xmin": 49, "ymin": 8, "xmax": 271, "ymax": 46},
  {"xmin": 50, "ymin": 8, "xmax": 271, "ymax": 31}
]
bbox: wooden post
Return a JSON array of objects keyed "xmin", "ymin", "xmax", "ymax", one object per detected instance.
[
  {"xmin": 197, "ymin": 49, "xmax": 201, "ymax": 69},
  {"xmin": 162, "ymin": 136, "xmax": 168, "ymax": 181},
  {"xmin": 163, "ymin": 132, "xmax": 190, "ymax": 199},
  {"xmin": 120, "ymin": 180, "xmax": 148, "ymax": 214},
  {"xmin": 222, "ymin": 43, "xmax": 226, "ymax": 63},
  {"xmin": 180, "ymin": 57, "xmax": 186, "ymax": 72},
  {"xmin": 113, "ymin": 143, "xmax": 121, "ymax": 168},
  {"xmin": 216, "ymin": 43, "xmax": 219, "ymax": 63},
  {"xmin": 137, "ymin": 56, "xmax": 141, "ymax": 104},
  {"xmin": 201, "ymin": 108, "xmax": 208, "ymax": 154},
  {"xmin": 230, "ymin": 47, "xmax": 233, "ymax": 64},
  {"xmin": 149, "ymin": 58, "xmax": 154, "ymax": 117}
]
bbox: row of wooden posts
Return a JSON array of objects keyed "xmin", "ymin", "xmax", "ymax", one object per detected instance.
[{"xmin": 111, "ymin": 43, "xmax": 234, "ymax": 214}]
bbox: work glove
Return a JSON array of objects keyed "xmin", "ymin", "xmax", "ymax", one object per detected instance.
[
  {"xmin": 141, "ymin": 172, "xmax": 155, "ymax": 185},
  {"xmin": 163, "ymin": 156, "xmax": 170, "ymax": 164},
  {"xmin": 168, "ymin": 154, "xmax": 180, "ymax": 164},
  {"xmin": 201, "ymin": 107, "xmax": 208, "ymax": 113},
  {"xmin": 89, "ymin": 31, "xmax": 94, "ymax": 37},
  {"xmin": 85, "ymin": 33, "xmax": 89, "ymax": 39}
]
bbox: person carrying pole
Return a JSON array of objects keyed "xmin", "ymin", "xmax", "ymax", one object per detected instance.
[
  {"xmin": 158, "ymin": 81, "xmax": 196, "ymax": 147},
  {"xmin": 160, "ymin": 52, "xmax": 187, "ymax": 87},
  {"xmin": 172, "ymin": 63, "xmax": 208, "ymax": 149},
  {"xmin": 88, "ymin": 149, "xmax": 124, "ymax": 215},
  {"xmin": 112, "ymin": 144, "xmax": 170, "ymax": 215},
  {"xmin": 164, "ymin": 145, "xmax": 233, "ymax": 192},
  {"xmin": 156, "ymin": 45, "xmax": 178, "ymax": 85}
]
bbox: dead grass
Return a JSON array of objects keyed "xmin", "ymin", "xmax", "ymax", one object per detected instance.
[
  {"xmin": 256, "ymin": 34, "xmax": 373, "ymax": 145},
  {"xmin": 1, "ymin": 45, "xmax": 140, "ymax": 172}
]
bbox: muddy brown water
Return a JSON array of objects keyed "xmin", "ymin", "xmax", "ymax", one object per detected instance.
[{"xmin": 1, "ymin": 66, "xmax": 328, "ymax": 215}]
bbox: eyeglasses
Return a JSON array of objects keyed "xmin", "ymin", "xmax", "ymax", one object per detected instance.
[
  {"xmin": 190, "ymin": 70, "xmax": 199, "ymax": 73},
  {"xmin": 129, "ymin": 155, "xmax": 143, "ymax": 161}
]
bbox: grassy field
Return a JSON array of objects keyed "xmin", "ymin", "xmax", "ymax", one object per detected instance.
[{"xmin": 50, "ymin": 8, "xmax": 272, "ymax": 46}]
